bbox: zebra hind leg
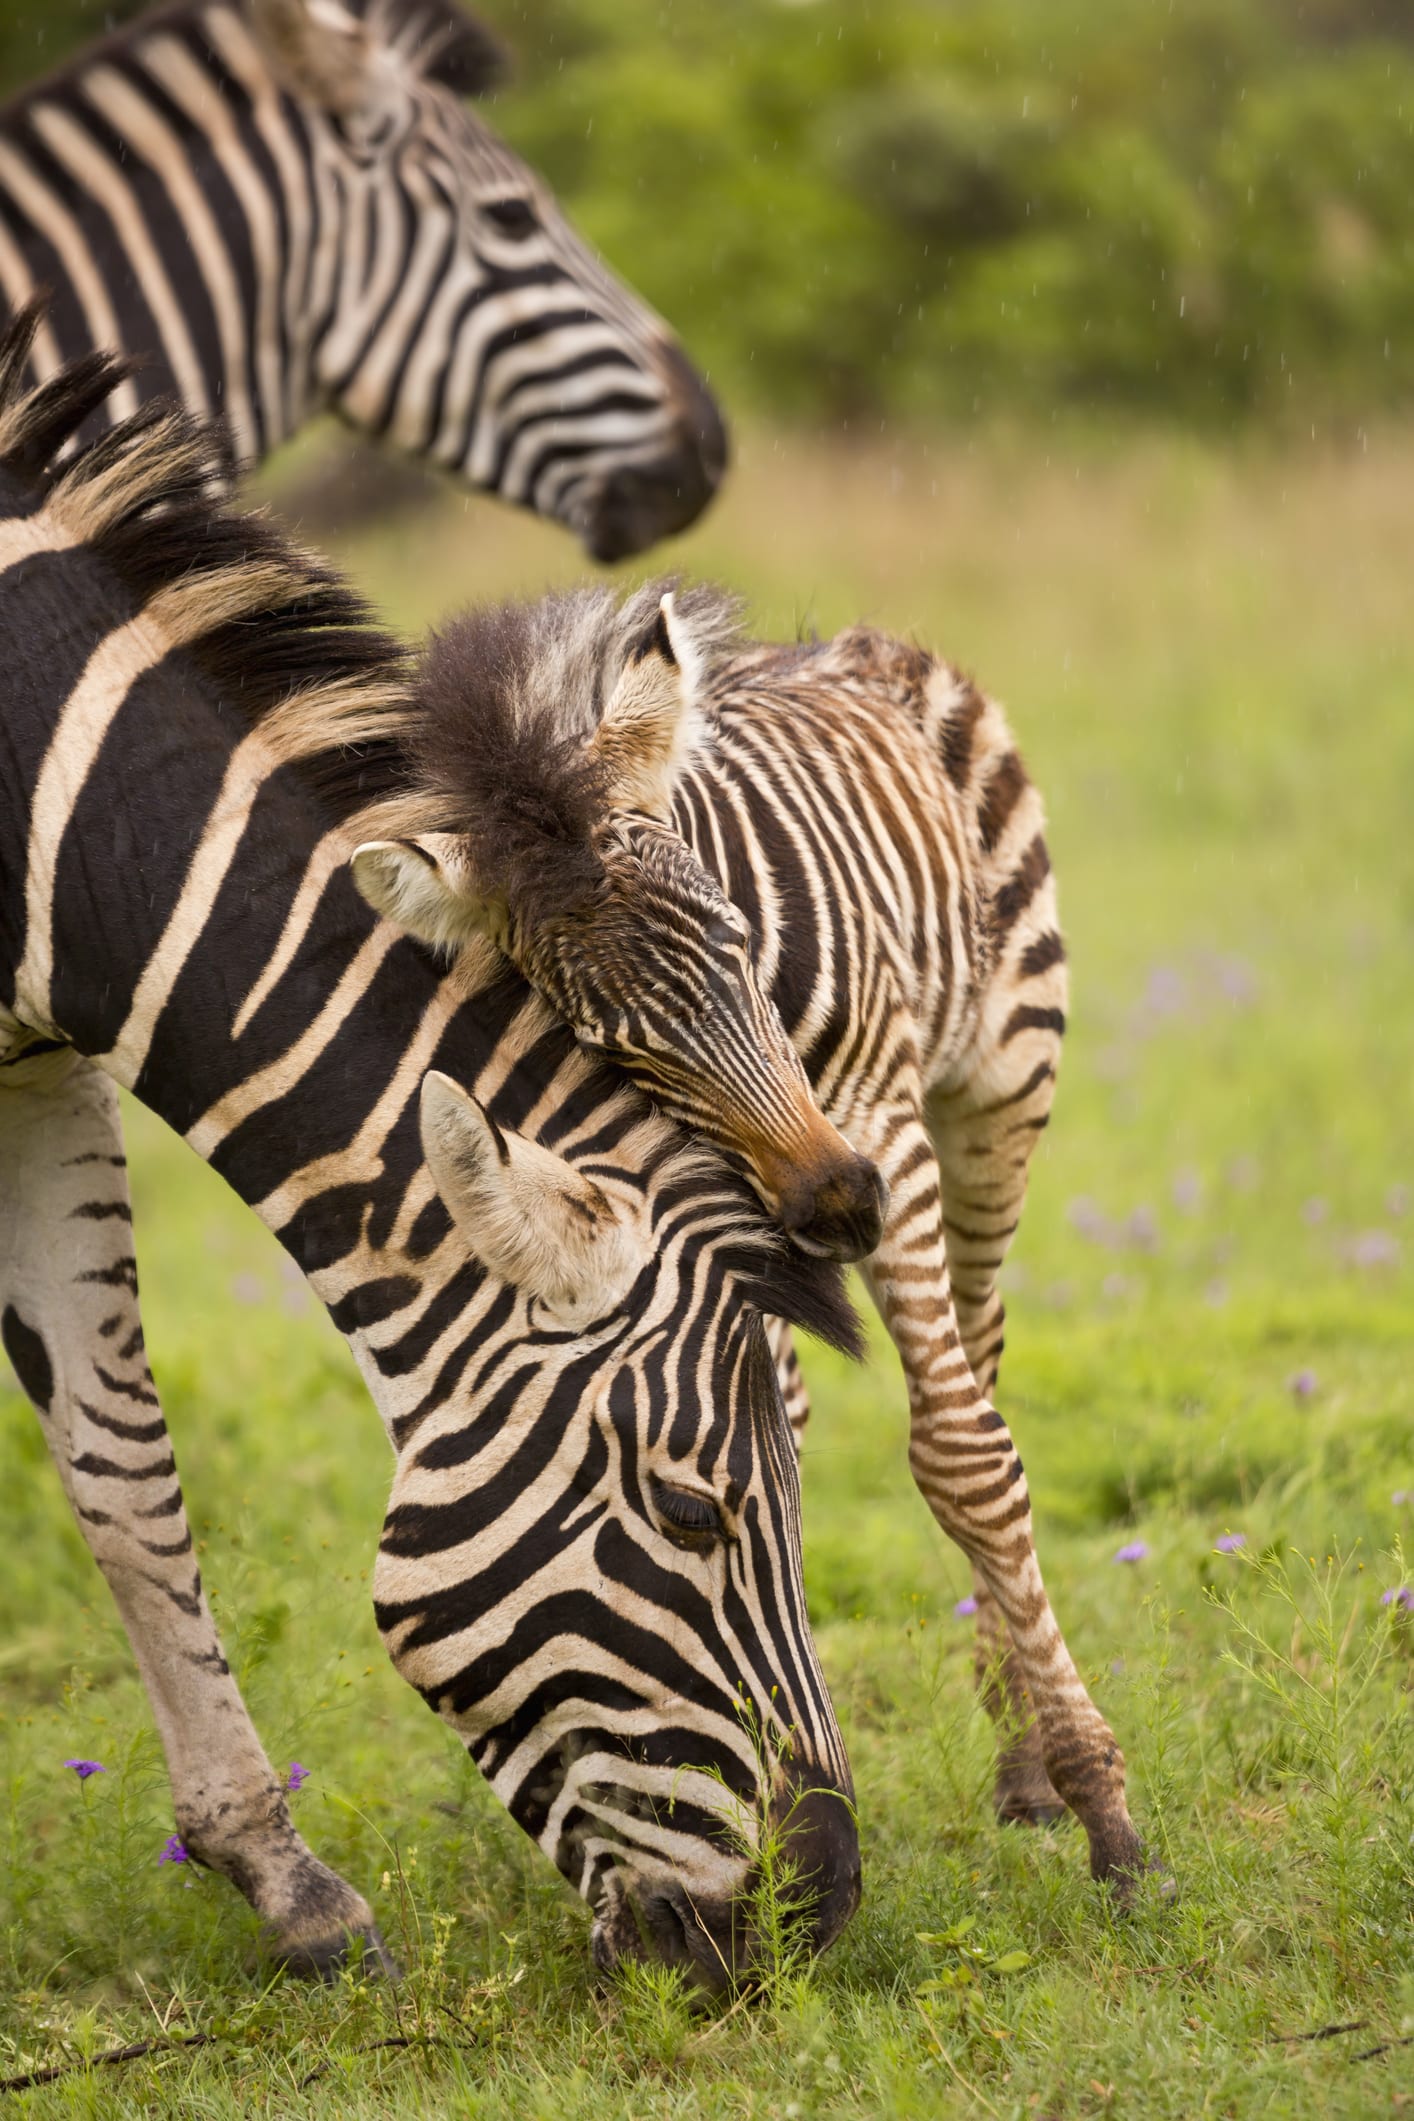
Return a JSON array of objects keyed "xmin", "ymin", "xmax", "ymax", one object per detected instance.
[
  {"xmin": 0, "ymin": 1049, "xmax": 396, "ymax": 1977},
  {"xmin": 860, "ymin": 1102, "xmax": 1143, "ymax": 1889}
]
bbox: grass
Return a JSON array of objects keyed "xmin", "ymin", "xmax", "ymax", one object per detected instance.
[{"xmin": 3, "ymin": 417, "xmax": 1413, "ymax": 2115}]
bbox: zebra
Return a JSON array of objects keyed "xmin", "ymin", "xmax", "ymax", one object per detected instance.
[
  {"xmin": 0, "ymin": 0, "xmax": 725, "ymax": 557},
  {"xmin": 0, "ymin": 313, "xmax": 859, "ymax": 1991},
  {"xmin": 353, "ymin": 583, "xmax": 1148, "ymax": 1890}
]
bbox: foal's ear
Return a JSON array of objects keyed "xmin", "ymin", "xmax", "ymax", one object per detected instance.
[
  {"xmin": 590, "ymin": 593, "xmax": 706, "ymax": 821},
  {"xmin": 420, "ymin": 1073, "xmax": 651, "ymax": 1330},
  {"xmin": 352, "ymin": 836, "xmax": 507, "ymax": 953}
]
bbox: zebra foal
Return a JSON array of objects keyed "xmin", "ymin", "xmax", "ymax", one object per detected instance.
[
  {"xmin": 0, "ymin": 317, "xmax": 859, "ymax": 1990},
  {"xmin": 358, "ymin": 585, "xmax": 1146, "ymax": 1889},
  {"xmin": 0, "ymin": 0, "xmax": 724, "ymax": 555}
]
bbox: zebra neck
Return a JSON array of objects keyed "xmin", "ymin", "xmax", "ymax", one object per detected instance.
[
  {"xmin": 0, "ymin": 538, "xmax": 554, "ymax": 1338},
  {"xmin": 0, "ymin": 1, "xmax": 335, "ymax": 467}
]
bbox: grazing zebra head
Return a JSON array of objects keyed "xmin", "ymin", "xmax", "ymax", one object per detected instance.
[
  {"xmin": 0, "ymin": 309, "xmax": 854, "ymax": 1989},
  {"xmin": 378, "ymin": 1082, "xmax": 866, "ymax": 1989},
  {"xmin": 351, "ymin": 583, "xmax": 889, "ymax": 1263},
  {"xmin": 0, "ymin": 0, "xmax": 726, "ymax": 555}
]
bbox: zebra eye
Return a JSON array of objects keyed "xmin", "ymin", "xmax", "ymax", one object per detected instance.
[
  {"xmin": 650, "ymin": 1478, "xmax": 724, "ymax": 1544},
  {"xmin": 706, "ymin": 914, "xmax": 749, "ymax": 954},
  {"xmin": 483, "ymin": 196, "xmax": 539, "ymax": 240}
]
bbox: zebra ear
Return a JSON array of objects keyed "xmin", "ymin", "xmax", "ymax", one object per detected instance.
[
  {"xmin": 250, "ymin": 0, "xmax": 376, "ymax": 118},
  {"xmin": 590, "ymin": 594, "xmax": 706, "ymax": 822},
  {"xmin": 420, "ymin": 1073, "xmax": 651, "ymax": 1330},
  {"xmin": 352, "ymin": 836, "xmax": 508, "ymax": 953}
]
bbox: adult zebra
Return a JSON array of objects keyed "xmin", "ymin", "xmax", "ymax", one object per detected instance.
[
  {"xmin": 0, "ymin": 315, "xmax": 856, "ymax": 1990},
  {"xmin": 0, "ymin": 0, "xmax": 725, "ymax": 557},
  {"xmin": 355, "ymin": 585, "xmax": 1147, "ymax": 1891}
]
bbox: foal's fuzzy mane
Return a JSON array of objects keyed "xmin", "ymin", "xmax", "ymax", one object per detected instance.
[{"xmin": 407, "ymin": 583, "xmax": 742, "ymax": 927}]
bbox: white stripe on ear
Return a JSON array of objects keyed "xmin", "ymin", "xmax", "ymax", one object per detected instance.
[
  {"xmin": 352, "ymin": 836, "xmax": 508, "ymax": 954},
  {"xmin": 420, "ymin": 1072, "xmax": 651, "ymax": 1331},
  {"xmin": 589, "ymin": 594, "xmax": 708, "ymax": 820}
]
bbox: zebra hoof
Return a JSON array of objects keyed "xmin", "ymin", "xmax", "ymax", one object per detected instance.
[
  {"xmin": 1090, "ymin": 1829, "xmax": 1174, "ymax": 1910},
  {"xmin": 277, "ymin": 1923, "xmax": 401, "ymax": 1983},
  {"xmin": 995, "ymin": 1794, "xmax": 1069, "ymax": 1829}
]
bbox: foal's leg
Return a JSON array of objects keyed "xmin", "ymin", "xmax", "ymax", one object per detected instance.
[
  {"xmin": 857, "ymin": 1096, "xmax": 1140, "ymax": 1884},
  {"xmin": 927, "ymin": 835, "xmax": 1073, "ymax": 1829},
  {"xmin": 0, "ymin": 1048, "xmax": 393, "ymax": 1973}
]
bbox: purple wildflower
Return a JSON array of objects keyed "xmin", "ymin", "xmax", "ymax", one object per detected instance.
[
  {"xmin": 1393, "ymin": 1490, "xmax": 1410, "ymax": 1508},
  {"xmin": 954, "ymin": 1596, "xmax": 979, "ymax": 1619},
  {"xmin": 1346, "ymin": 1230, "xmax": 1400, "ymax": 1272},
  {"xmin": 1172, "ymin": 1169, "xmax": 1202, "ymax": 1213},
  {"xmin": 286, "ymin": 1762, "xmax": 311, "ymax": 1794},
  {"xmin": 1380, "ymin": 1587, "xmax": 1413, "ymax": 1612},
  {"xmin": 1301, "ymin": 1197, "xmax": 1328, "ymax": 1227},
  {"xmin": 1215, "ymin": 1533, "xmax": 1247, "ymax": 1553},
  {"xmin": 1115, "ymin": 1541, "xmax": 1150, "ymax": 1565},
  {"xmin": 1213, "ymin": 955, "xmax": 1258, "ymax": 1007},
  {"xmin": 1067, "ymin": 1197, "xmax": 1115, "ymax": 1247},
  {"xmin": 63, "ymin": 1759, "xmax": 105, "ymax": 1780},
  {"xmin": 1387, "ymin": 1184, "xmax": 1410, "ymax": 1219},
  {"xmin": 1288, "ymin": 1369, "xmax": 1317, "ymax": 1401},
  {"xmin": 158, "ymin": 1836, "xmax": 188, "ymax": 1865}
]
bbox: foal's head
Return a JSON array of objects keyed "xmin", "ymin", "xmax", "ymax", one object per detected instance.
[{"xmin": 353, "ymin": 584, "xmax": 886, "ymax": 1263}]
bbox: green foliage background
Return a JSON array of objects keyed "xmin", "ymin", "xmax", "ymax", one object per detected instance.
[{"xmin": 5, "ymin": 0, "xmax": 1413, "ymax": 429}]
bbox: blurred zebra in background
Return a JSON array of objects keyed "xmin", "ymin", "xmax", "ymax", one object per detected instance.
[{"xmin": 0, "ymin": 0, "xmax": 724, "ymax": 556}]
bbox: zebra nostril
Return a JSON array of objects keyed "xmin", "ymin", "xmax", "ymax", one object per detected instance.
[{"xmin": 783, "ymin": 1158, "xmax": 888, "ymax": 1264}]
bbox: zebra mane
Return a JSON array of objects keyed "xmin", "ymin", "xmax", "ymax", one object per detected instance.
[
  {"xmin": 402, "ymin": 582, "xmax": 744, "ymax": 928},
  {"xmin": 2, "ymin": 0, "xmax": 507, "ymax": 119},
  {"xmin": 359, "ymin": 0, "xmax": 509, "ymax": 95},
  {"xmin": 0, "ymin": 302, "xmax": 413, "ymax": 809}
]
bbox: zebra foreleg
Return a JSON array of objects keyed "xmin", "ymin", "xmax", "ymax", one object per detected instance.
[
  {"xmin": 0, "ymin": 1050, "xmax": 394, "ymax": 1976},
  {"xmin": 928, "ymin": 894, "xmax": 1073, "ymax": 1834},
  {"xmin": 859, "ymin": 1107, "xmax": 1143, "ymax": 1888}
]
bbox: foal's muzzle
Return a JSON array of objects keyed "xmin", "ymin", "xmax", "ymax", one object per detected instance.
[{"xmin": 773, "ymin": 1153, "xmax": 890, "ymax": 1265}]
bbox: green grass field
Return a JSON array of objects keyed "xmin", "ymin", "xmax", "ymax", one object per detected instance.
[{"xmin": 3, "ymin": 423, "xmax": 1412, "ymax": 2117}]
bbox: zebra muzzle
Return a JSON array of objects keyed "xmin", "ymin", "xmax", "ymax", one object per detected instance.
[{"xmin": 766, "ymin": 1150, "xmax": 889, "ymax": 1265}]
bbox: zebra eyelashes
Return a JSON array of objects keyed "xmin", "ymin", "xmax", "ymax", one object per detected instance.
[{"xmin": 649, "ymin": 1476, "xmax": 727, "ymax": 1547}]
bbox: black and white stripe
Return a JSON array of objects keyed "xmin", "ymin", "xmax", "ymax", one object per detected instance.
[
  {"xmin": 0, "ymin": 320, "xmax": 852, "ymax": 1989},
  {"xmin": 0, "ymin": 0, "xmax": 725, "ymax": 557}
]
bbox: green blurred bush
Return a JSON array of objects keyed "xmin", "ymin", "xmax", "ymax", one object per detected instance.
[{"xmin": 5, "ymin": 0, "xmax": 1412, "ymax": 429}]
